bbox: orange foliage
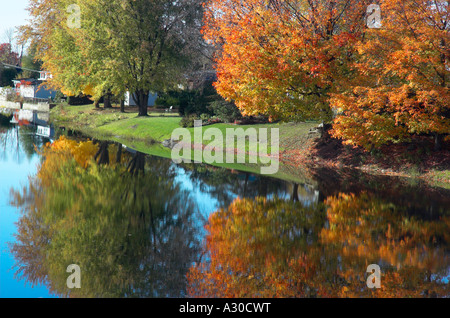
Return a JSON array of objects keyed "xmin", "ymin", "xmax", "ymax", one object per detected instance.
[
  {"xmin": 331, "ymin": 0, "xmax": 450, "ymax": 149},
  {"xmin": 203, "ymin": 0, "xmax": 371, "ymax": 121},
  {"xmin": 188, "ymin": 194, "xmax": 449, "ymax": 298},
  {"xmin": 187, "ymin": 197, "xmax": 326, "ymax": 297}
]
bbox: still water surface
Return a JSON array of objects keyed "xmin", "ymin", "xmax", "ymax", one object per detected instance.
[{"xmin": 1, "ymin": 122, "xmax": 449, "ymax": 298}]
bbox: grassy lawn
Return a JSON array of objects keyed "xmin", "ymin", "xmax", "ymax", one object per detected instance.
[
  {"xmin": 97, "ymin": 115, "xmax": 183, "ymax": 141},
  {"xmin": 51, "ymin": 103, "xmax": 319, "ymax": 152},
  {"xmin": 51, "ymin": 103, "xmax": 182, "ymax": 139},
  {"xmin": 50, "ymin": 103, "xmax": 319, "ymax": 184}
]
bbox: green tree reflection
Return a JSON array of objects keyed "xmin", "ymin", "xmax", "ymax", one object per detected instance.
[{"xmin": 10, "ymin": 137, "xmax": 201, "ymax": 297}]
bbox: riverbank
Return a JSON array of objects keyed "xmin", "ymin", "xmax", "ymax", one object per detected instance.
[
  {"xmin": 303, "ymin": 132, "xmax": 450, "ymax": 190},
  {"xmin": 49, "ymin": 103, "xmax": 450, "ymax": 189}
]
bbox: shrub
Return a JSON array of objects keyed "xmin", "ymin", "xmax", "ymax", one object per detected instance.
[
  {"xmin": 208, "ymin": 100, "xmax": 241, "ymax": 123},
  {"xmin": 0, "ymin": 112, "xmax": 13, "ymax": 125},
  {"xmin": 155, "ymin": 94, "xmax": 180, "ymax": 108},
  {"xmin": 200, "ymin": 113, "xmax": 210, "ymax": 121},
  {"xmin": 67, "ymin": 94, "xmax": 93, "ymax": 105},
  {"xmin": 53, "ymin": 91, "xmax": 65, "ymax": 103},
  {"xmin": 157, "ymin": 78, "xmax": 220, "ymax": 116},
  {"xmin": 207, "ymin": 116, "xmax": 223, "ymax": 125},
  {"xmin": 180, "ymin": 114, "xmax": 200, "ymax": 128},
  {"xmin": 0, "ymin": 68, "xmax": 18, "ymax": 87}
]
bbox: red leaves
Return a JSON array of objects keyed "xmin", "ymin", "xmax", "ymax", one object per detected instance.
[{"xmin": 0, "ymin": 43, "xmax": 20, "ymax": 65}]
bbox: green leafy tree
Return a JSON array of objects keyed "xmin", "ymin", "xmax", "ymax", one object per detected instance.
[
  {"xmin": 20, "ymin": 43, "xmax": 43, "ymax": 79},
  {"xmin": 21, "ymin": 0, "xmax": 206, "ymax": 115},
  {"xmin": 79, "ymin": 0, "xmax": 205, "ymax": 115}
]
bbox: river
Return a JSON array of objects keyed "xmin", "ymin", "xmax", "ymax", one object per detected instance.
[{"xmin": 0, "ymin": 114, "xmax": 449, "ymax": 298}]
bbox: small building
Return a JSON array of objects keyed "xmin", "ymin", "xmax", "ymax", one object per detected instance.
[
  {"xmin": 38, "ymin": 71, "xmax": 53, "ymax": 81},
  {"xmin": 12, "ymin": 78, "xmax": 57, "ymax": 100},
  {"xmin": 124, "ymin": 91, "xmax": 158, "ymax": 106}
]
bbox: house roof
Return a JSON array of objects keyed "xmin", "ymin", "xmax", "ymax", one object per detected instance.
[{"xmin": 12, "ymin": 78, "xmax": 40, "ymax": 85}]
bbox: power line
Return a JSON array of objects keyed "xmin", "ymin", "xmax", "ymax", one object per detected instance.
[{"xmin": 0, "ymin": 61, "xmax": 41, "ymax": 73}]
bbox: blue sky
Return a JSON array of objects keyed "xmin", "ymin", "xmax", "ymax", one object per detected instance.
[{"xmin": 0, "ymin": 0, "xmax": 30, "ymax": 40}]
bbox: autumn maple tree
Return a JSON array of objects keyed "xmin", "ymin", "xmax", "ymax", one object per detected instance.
[
  {"xmin": 202, "ymin": 0, "xmax": 372, "ymax": 121},
  {"xmin": 329, "ymin": 0, "xmax": 449, "ymax": 150},
  {"xmin": 0, "ymin": 43, "xmax": 20, "ymax": 65},
  {"xmin": 0, "ymin": 43, "xmax": 21, "ymax": 86},
  {"xmin": 204, "ymin": 0, "xmax": 449, "ymax": 149}
]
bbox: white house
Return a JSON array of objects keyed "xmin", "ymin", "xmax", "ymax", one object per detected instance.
[
  {"xmin": 124, "ymin": 91, "xmax": 158, "ymax": 106},
  {"xmin": 38, "ymin": 71, "xmax": 53, "ymax": 81},
  {"xmin": 12, "ymin": 78, "xmax": 57, "ymax": 100}
]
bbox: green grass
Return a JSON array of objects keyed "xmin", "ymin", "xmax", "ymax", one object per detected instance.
[
  {"xmin": 51, "ymin": 103, "xmax": 182, "ymax": 140},
  {"xmin": 51, "ymin": 103, "xmax": 318, "ymax": 152},
  {"xmin": 97, "ymin": 115, "xmax": 182, "ymax": 141}
]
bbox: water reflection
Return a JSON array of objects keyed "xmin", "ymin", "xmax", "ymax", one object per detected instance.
[
  {"xmin": 10, "ymin": 137, "xmax": 201, "ymax": 297},
  {"xmin": 0, "ymin": 124, "xmax": 49, "ymax": 164},
  {"xmin": 5, "ymin": 130, "xmax": 450, "ymax": 298},
  {"xmin": 177, "ymin": 162, "xmax": 319, "ymax": 210},
  {"xmin": 188, "ymin": 194, "xmax": 449, "ymax": 298}
]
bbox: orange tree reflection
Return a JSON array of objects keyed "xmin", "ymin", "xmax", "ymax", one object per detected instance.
[{"xmin": 188, "ymin": 193, "xmax": 449, "ymax": 297}]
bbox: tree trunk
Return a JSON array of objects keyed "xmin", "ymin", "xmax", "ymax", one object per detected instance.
[
  {"xmin": 292, "ymin": 183, "xmax": 299, "ymax": 202},
  {"xmin": 127, "ymin": 152, "xmax": 145, "ymax": 176},
  {"xmin": 95, "ymin": 142, "xmax": 110, "ymax": 165},
  {"xmin": 434, "ymin": 133, "xmax": 442, "ymax": 151},
  {"xmin": 104, "ymin": 93, "xmax": 112, "ymax": 108},
  {"xmin": 134, "ymin": 90, "xmax": 149, "ymax": 116},
  {"xmin": 94, "ymin": 99, "xmax": 100, "ymax": 108},
  {"xmin": 120, "ymin": 99, "xmax": 125, "ymax": 113},
  {"xmin": 148, "ymin": 199, "xmax": 157, "ymax": 253}
]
